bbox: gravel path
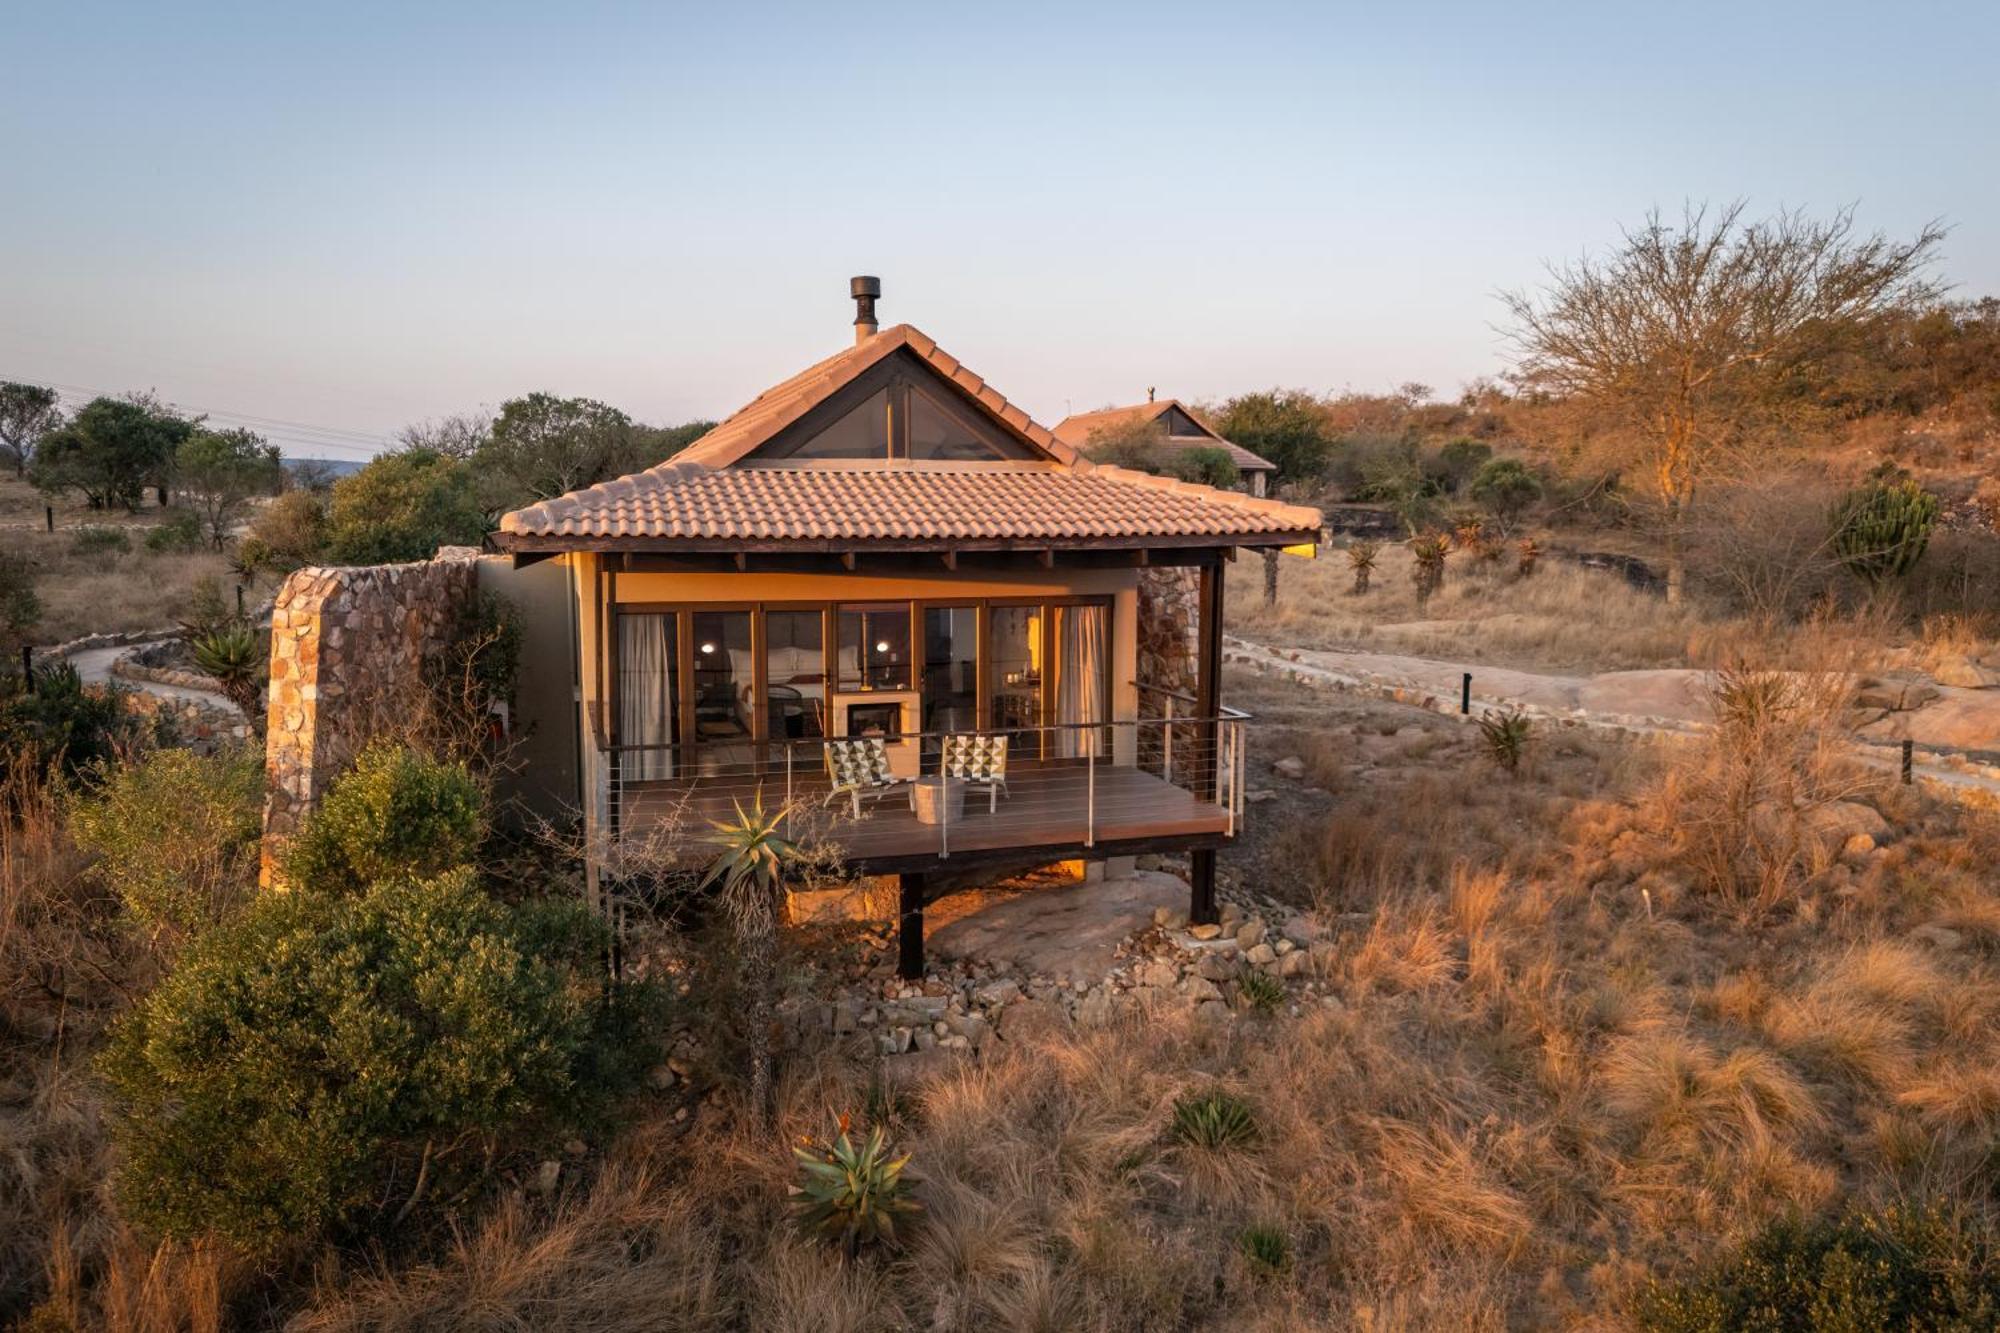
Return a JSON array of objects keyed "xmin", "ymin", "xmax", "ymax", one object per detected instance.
[{"xmin": 65, "ymin": 641, "xmax": 244, "ymax": 714}]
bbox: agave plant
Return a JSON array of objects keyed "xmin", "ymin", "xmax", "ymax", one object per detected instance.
[
  {"xmin": 790, "ymin": 1115, "xmax": 920, "ymax": 1258},
  {"xmin": 1346, "ymin": 540, "xmax": 1380, "ymax": 596},
  {"xmin": 1477, "ymin": 708, "xmax": 1532, "ymax": 774},
  {"xmin": 1408, "ymin": 535, "xmax": 1450, "ymax": 608},
  {"xmin": 191, "ymin": 623, "xmax": 268, "ymax": 724},
  {"xmin": 701, "ymin": 797, "xmax": 801, "ymax": 1121}
]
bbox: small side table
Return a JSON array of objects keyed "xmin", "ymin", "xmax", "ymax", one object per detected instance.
[{"xmin": 909, "ymin": 775, "xmax": 967, "ymax": 826}]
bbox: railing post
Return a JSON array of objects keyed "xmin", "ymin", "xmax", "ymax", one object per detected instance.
[
  {"xmin": 1163, "ymin": 695, "xmax": 1174, "ymax": 783},
  {"xmin": 784, "ymin": 743, "xmax": 794, "ymax": 832},
  {"xmin": 940, "ymin": 759, "xmax": 950, "ymax": 858},
  {"xmin": 1086, "ymin": 744, "xmax": 1096, "ymax": 848}
]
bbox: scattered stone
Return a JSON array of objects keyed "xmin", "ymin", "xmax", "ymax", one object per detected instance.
[
  {"xmin": 1137, "ymin": 958, "xmax": 1179, "ymax": 989},
  {"xmin": 913, "ymin": 1028, "xmax": 938, "ymax": 1052},
  {"xmin": 974, "ymin": 978, "xmax": 1021, "ymax": 1007},
  {"xmin": 1181, "ymin": 975, "xmax": 1223, "ymax": 1002},
  {"xmin": 1195, "ymin": 999, "xmax": 1232, "ymax": 1024},
  {"xmin": 1246, "ymin": 943, "xmax": 1278, "ymax": 967},
  {"xmin": 1076, "ymin": 987, "xmax": 1114, "ymax": 1028},
  {"xmin": 647, "ymin": 1064, "xmax": 676, "ymax": 1091},
  {"xmin": 1911, "ymin": 923, "xmax": 1965, "ymax": 952},
  {"xmin": 1281, "ymin": 916, "xmax": 1318, "ymax": 948},
  {"xmin": 1245, "ymin": 788, "xmax": 1280, "ymax": 804},
  {"xmin": 534, "ymin": 1160, "xmax": 561, "ymax": 1195},
  {"xmin": 564, "ymin": 1138, "xmax": 587, "ymax": 1157},
  {"xmin": 1272, "ymin": 756, "xmax": 1307, "ymax": 779},
  {"xmin": 1277, "ymin": 950, "xmax": 1311, "ymax": 978},
  {"xmin": 1840, "ymin": 832, "xmax": 1877, "ymax": 863},
  {"xmin": 1235, "ymin": 918, "xmax": 1266, "ymax": 951},
  {"xmin": 1197, "ymin": 953, "xmax": 1240, "ymax": 983},
  {"xmin": 1189, "ymin": 922, "xmax": 1222, "ymax": 941}
]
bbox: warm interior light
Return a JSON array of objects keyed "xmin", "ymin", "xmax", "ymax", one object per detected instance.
[
  {"xmin": 699, "ymin": 642, "xmax": 716, "ymax": 654},
  {"xmin": 875, "ymin": 640, "xmax": 891, "ymax": 653}
]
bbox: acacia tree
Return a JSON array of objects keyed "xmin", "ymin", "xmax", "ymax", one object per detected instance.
[
  {"xmin": 476, "ymin": 393, "xmax": 634, "ymax": 506},
  {"xmin": 32, "ymin": 395, "xmax": 193, "ymax": 510},
  {"xmin": 0, "ymin": 382, "xmax": 63, "ymax": 478},
  {"xmin": 1501, "ymin": 203, "xmax": 1945, "ymax": 604},
  {"xmin": 176, "ymin": 427, "xmax": 282, "ymax": 548}
]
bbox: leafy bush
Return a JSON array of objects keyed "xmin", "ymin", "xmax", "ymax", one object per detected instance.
[
  {"xmin": 1168, "ymin": 446, "xmax": 1240, "ymax": 489},
  {"xmin": 790, "ymin": 1116, "xmax": 920, "ymax": 1256},
  {"xmin": 0, "ymin": 665, "xmax": 138, "ymax": 780},
  {"xmin": 69, "ymin": 525, "xmax": 129, "ymax": 556},
  {"xmin": 100, "ymin": 870, "xmax": 635, "ymax": 1253},
  {"xmin": 323, "ymin": 448, "xmax": 485, "ymax": 564},
  {"xmin": 1469, "ymin": 458, "xmax": 1543, "ymax": 528},
  {"xmin": 1431, "ymin": 438, "xmax": 1493, "ymax": 492},
  {"xmin": 247, "ymin": 488, "xmax": 329, "ymax": 572},
  {"xmin": 0, "ymin": 548, "xmax": 41, "ymax": 651},
  {"xmin": 283, "ymin": 743, "xmax": 486, "ymax": 894},
  {"xmin": 69, "ymin": 747, "xmax": 262, "ymax": 940},
  {"xmin": 1636, "ymin": 1204, "xmax": 2000, "ymax": 1332},
  {"xmin": 177, "ymin": 575, "xmax": 233, "ymax": 641},
  {"xmin": 144, "ymin": 508, "xmax": 204, "ymax": 553},
  {"xmin": 1170, "ymin": 1089, "xmax": 1259, "ymax": 1150}
]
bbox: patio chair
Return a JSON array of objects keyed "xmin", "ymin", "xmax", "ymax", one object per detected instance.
[
  {"xmin": 822, "ymin": 736, "xmax": 910, "ymax": 818},
  {"xmin": 940, "ymin": 732, "xmax": 1010, "ymax": 813}
]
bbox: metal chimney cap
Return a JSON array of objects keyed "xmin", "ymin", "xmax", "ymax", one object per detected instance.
[{"xmin": 850, "ymin": 276, "xmax": 881, "ymax": 299}]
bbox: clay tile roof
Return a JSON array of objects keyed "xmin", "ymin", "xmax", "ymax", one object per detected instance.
[
  {"xmin": 497, "ymin": 330, "xmax": 1320, "ymax": 552},
  {"xmin": 1052, "ymin": 399, "xmax": 1278, "ymax": 474}
]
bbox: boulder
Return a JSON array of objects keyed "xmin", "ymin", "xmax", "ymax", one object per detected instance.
[
  {"xmin": 1245, "ymin": 943, "xmax": 1278, "ymax": 967},
  {"xmin": 1934, "ymin": 656, "xmax": 2000, "ymax": 690},
  {"xmin": 1273, "ymin": 756, "xmax": 1307, "ymax": 780},
  {"xmin": 1234, "ymin": 919, "xmax": 1266, "ymax": 951},
  {"xmin": 1136, "ymin": 958, "xmax": 1179, "ymax": 989},
  {"xmin": 974, "ymin": 978, "xmax": 1021, "ymax": 1007}
]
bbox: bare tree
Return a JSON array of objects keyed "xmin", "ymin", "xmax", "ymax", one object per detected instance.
[
  {"xmin": 1501, "ymin": 203, "xmax": 1945, "ymax": 604},
  {"xmin": 396, "ymin": 411, "xmax": 493, "ymax": 462}
]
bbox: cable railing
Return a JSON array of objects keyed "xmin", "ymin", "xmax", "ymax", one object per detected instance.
[{"xmin": 589, "ymin": 711, "xmax": 1247, "ymax": 870}]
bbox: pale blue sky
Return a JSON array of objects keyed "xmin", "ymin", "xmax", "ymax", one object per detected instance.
[{"xmin": 2, "ymin": 0, "xmax": 1995, "ymax": 458}]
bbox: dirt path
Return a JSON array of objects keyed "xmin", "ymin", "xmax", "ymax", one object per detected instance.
[
  {"xmin": 1226, "ymin": 635, "xmax": 2000, "ymax": 804},
  {"xmin": 65, "ymin": 642, "xmax": 243, "ymax": 714}
]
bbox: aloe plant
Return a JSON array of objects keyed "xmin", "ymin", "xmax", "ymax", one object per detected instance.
[
  {"xmin": 190, "ymin": 623, "xmax": 267, "ymax": 725},
  {"xmin": 701, "ymin": 797, "xmax": 801, "ymax": 1122},
  {"xmin": 790, "ymin": 1115, "xmax": 919, "ymax": 1257},
  {"xmin": 1409, "ymin": 535, "xmax": 1450, "ymax": 608},
  {"xmin": 1347, "ymin": 540, "xmax": 1380, "ymax": 595}
]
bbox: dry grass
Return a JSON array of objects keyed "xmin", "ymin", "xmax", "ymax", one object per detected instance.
[
  {"xmin": 1233, "ymin": 540, "xmax": 1719, "ymax": 672},
  {"xmin": 4, "ymin": 528, "xmax": 242, "ymax": 643},
  {"xmin": 9, "ymin": 672, "xmax": 2000, "ymax": 1329}
]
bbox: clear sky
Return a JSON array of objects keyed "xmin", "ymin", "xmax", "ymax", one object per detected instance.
[{"xmin": 3, "ymin": 0, "xmax": 1995, "ymax": 459}]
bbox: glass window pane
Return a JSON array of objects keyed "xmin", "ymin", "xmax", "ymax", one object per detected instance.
[
  {"xmin": 779, "ymin": 387, "xmax": 890, "ymax": 459},
  {"xmin": 988, "ymin": 605, "xmax": 1042, "ymax": 751},
  {"xmin": 690, "ymin": 611, "xmax": 754, "ymax": 772},
  {"xmin": 909, "ymin": 387, "xmax": 1009, "ymax": 460},
  {"xmin": 764, "ymin": 610, "xmax": 825, "ymax": 742},
  {"xmin": 617, "ymin": 612, "xmax": 678, "ymax": 780},
  {"xmin": 921, "ymin": 605, "xmax": 978, "ymax": 738},
  {"xmin": 837, "ymin": 602, "xmax": 911, "ymax": 692},
  {"xmin": 1051, "ymin": 603, "xmax": 1109, "ymax": 757},
  {"xmin": 1163, "ymin": 405, "xmax": 1209, "ymax": 438}
]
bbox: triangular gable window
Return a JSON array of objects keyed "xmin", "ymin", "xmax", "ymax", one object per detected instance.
[
  {"xmin": 1162, "ymin": 405, "xmax": 1211, "ymax": 438},
  {"xmin": 748, "ymin": 350, "xmax": 1040, "ymax": 462}
]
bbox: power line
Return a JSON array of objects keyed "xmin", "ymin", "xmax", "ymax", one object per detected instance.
[{"xmin": 5, "ymin": 373, "xmax": 398, "ymax": 458}]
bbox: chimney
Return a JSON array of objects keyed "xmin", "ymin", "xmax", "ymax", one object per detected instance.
[
  {"xmin": 850, "ymin": 275, "xmax": 881, "ymax": 344},
  {"xmin": 1147, "ymin": 386, "xmax": 1156, "ymax": 402}
]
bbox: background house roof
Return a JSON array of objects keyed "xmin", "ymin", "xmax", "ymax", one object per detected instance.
[
  {"xmin": 1052, "ymin": 399, "xmax": 1278, "ymax": 474},
  {"xmin": 498, "ymin": 328, "xmax": 1320, "ymax": 551}
]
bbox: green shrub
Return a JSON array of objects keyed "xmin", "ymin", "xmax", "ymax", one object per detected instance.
[
  {"xmin": 1239, "ymin": 1223, "xmax": 1293, "ymax": 1275},
  {"xmin": 1168, "ymin": 446, "xmax": 1241, "ymax": 489},
  {"xmin": 0, "ymin": 549, "xmax": 41, "ymax": 651},
  {"xmin": 70, "ymin": 525, "xmax": 130, "ymax": 555},
  {"xmin": 1469, "ymin": 457, "xmax": 1543, "ymax": 528},
  {"xmin": 323, "ymin": 448, "xmax": 485, "ymax": 564},
  {"xmin": 1238, "ymin": 969, "xmax": 1286, "ymax": 1014},
  {"xmin": 790, "ymin": 1116, "xmax": 920, "ymax": 1256},
  {"xmin": 145, "ymin": 508, "xmax": 204, "ymax": 553},
  {"xmin": 1477, "ymin": 709, "xmax": 1532, "ymax": 774},
  {"xmin": 100, "ymin": 870, "xmax": 638, "ymax": 1253},
  {"xmin": 69, "ymin": 747, "xmax": 263, "ymax": 940},
  {"xmin": 1635, "ymin": 1204, "xmax": 2000, "ymax": 1332},
  {"xmin": 1431, "ymin": 438, "xmax": 1493, "ymax": 492},
  {"xmin": 246, "ymin": 488, "xmax": 329, "ymax": 572},
  {"xmin": 1170, "ymin": 1088, "xmax": 1259, "ymax": 1150},
  {"xmin": 0, "ymin": 664, "xmax": 139, "ymax": 781},
  {"xmin": 1831, "ymin": 478, "xmax": 1939, "ymax": 586},
  {"xmin": 283, "ymin": 742, "xmax": 486, "ymax": 893}
]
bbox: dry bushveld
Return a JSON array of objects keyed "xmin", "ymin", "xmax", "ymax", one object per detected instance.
[{"xmin": 9, "ymin": 661, "xmax": 1997, "ymax": 1331}]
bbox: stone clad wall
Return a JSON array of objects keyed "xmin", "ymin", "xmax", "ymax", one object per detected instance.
[
  {"xmin": 262, "ymin": 551, "xmax": 480, "ymax": 852},
  {"xmin": 1136, "ymin": 566, "xmax": 1200, "ymax": 702}
]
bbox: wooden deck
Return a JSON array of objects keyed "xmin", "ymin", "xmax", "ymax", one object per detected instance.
[{"xmin": 614, "ymin": 759, "xmax": 1232, "ymax": 873}]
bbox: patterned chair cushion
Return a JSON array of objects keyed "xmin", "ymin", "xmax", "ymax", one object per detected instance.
[
  {"xmin": 941, "ymin": 733, "xmax": 1009, "ymax": 783},
  {"xmin": 825, "ymin": 737, "xmax": 898, "ymax": 789}
]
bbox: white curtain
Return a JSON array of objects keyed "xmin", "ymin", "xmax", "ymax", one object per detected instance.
[
  {"xmin": 618, "ymin": 614, "xmax": 676, "ymax": 780},
  {"xmin": 1051, "ymin": 604, "xmax": 1108, "ymax": 758}
]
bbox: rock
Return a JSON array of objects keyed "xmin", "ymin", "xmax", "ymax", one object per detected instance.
[
  {"xmin": 1273, "ymin": 756, "xmax": 1307, "ymax": 780},
  {"xmin": 1189, "ymin": 922, "xmax": 1222, "ymax": 941},
  {"xmin": 1235, "ymin": 918, "xmax": 1266, "ymax": 951},
  {"xmin": 1320, "ymin": 994, "xmax": 1346, "ymax": 1013},
  {"xmin": 974, "ymin": 978, "xmax": 1021, "ymax": 1007},
  {"xmin": 1246, "ymin": 943, "xmax": 1277, "ymax": 967},
  {"xmin": 1136, "ymin": 959, "xmax": 1179, "ymax": 989},
  {"xmin": 647, "ymin": 1064, "xmax": 676, "ymax": 1091},
  {"xmin": 534, "ymin": 1160, "xmax": 561, "ymax": 1195},
  {"xmin": 1281, "ymin": 916, "xmax": 1318, "ymax": 948},
  {"xmin": 1277, "ymin": 950, "xmax": 1311, "ymax": 978},
  {"xmin": 1076, "ymin": 987, "xmax": 1114, "ymax": 1028},
  {"xmin": 913, "ymin": 1028, "xmax": 938, "ymax": 1052},
  {"xmin": 884, "ymin": 1026, "xmax": 914, "ymax": 1055},
  {"xmin": 1245, "ymin": 788, "xmax": 1280, "ymax": 805},
  {"xmin": 1220, "ymin": 901, "xmax": 1242, "ymax": 928},
  {"xmin": 1195, "ymin": 999, "xmax": 1232, "ymax": 1024},
  {"xmin": 1197, "ymin": 953, "xmax": 1240, "ymax": 983},
  {"xmin": 1273, "ymin": 938, "xmax": 1295, "ymax": 956},
  {"xmin": 564, "ymin": 1138, "xmax": 587, "ymax": 1157},
  {"xmin": 1803, "ymin": 800, "xmax": 1893, "ymax": 847},
  {"xmin": 1181, "ymin": 974, "xmax": 1223, "ymax": 1002},
  {"xmin": 1934, "ymin": 656, "xmax": 2000, "ymax": 689},
  {"xmin": 1911, "ymin": 923, "xmax": 1964, "ymax": 952},
  {"xmin": 1840, "ymin": 832, "xmax": 1877, "ymax": 864},
  {"xmin": 831, "ymin": 999, "xmax": 859, "ymax": 1035},
  {"xmin": 946, "ymin": 1011, "xmax": 991, "ymax": 1048}
]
